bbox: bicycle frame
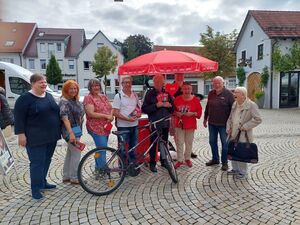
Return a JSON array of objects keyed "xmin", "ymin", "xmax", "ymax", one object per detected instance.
[{"xmin": 114, "ymin": 116, "xmax": 170, "ymax": 171}]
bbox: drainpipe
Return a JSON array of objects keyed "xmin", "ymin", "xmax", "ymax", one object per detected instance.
[{"xmin": 270, "ymin": 39, "xmax": 278, "ymax": 109}]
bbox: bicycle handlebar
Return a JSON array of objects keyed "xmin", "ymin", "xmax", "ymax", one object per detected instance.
[{"xmin": 138, "ymin": 116, "xmax": 171, "ymax": 130}]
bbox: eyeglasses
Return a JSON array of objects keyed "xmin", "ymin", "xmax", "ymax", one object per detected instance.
[{"xmin": 122, "ymin": 81, "xmax": 131, "ymax": 84}]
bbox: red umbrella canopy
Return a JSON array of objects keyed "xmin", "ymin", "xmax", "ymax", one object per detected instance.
[{"xmin": 118, "ymin": 50, "xmax": 218, "ymax": 76}]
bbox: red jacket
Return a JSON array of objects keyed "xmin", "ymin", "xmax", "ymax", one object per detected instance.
[{"xmin": 174, "ymin": 95, "xmax": 202, "ymax": 130}]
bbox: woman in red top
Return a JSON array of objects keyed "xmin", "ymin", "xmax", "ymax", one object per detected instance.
[
  {"xmin": 174, "ymin": 82, "xmax": 202, "ymax": 169},
  {"xmin": 83, "ymin": 79, "xmax": 113, "ymax": 169}
]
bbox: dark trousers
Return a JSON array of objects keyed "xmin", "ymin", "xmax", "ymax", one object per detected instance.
[
  {"xmin": 118, "ymin": 126, "xmax": 138, "ymax": 164},
  {"xmin": 149, "ymin": 127, "xmax": 169, "ymax": 166},
  {"xmin": 26, "ymin": 142, "xmax": 57, "ymax": 194}
]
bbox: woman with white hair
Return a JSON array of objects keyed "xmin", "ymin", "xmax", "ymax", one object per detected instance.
[{"xmin": 226, "ymin": 86, "xmax": 262, "ymax": 179}]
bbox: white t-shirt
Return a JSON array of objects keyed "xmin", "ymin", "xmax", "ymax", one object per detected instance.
[{"xmin": 112, "ymin": 90, "xmax": 140, "ymax": 127}]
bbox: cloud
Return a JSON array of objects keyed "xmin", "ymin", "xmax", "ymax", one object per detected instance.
[{"xmin": 2, "ymin": 0, "xmax": 300, "ymax": 46}]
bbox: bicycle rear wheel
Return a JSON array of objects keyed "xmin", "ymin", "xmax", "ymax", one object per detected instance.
[
  {"xmin": 78, "ymin": 147, "xmax": 126, "ymax": 196},
  {"xmin": 160, "ymin": 141, "xmax": 178, "ymax": 183}
]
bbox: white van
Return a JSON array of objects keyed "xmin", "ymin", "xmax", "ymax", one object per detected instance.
[{"xmin": 0, "ymin": 62, "xmax": 61, "ymax": 109}]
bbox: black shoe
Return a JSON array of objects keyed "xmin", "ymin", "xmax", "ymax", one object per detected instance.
[
  {"xmin": 221, "ymin": 163, "xmax": 228, "ymax": 171},
  {"xmin": 205, "ymin": 160, "xmax": 220, "ymax": 166},
  {"xmin": 150, "ymin": 165, "xmax": 157, "ymax": 173},
  {"xmin": 41, "ymin": 183, "xmax": 57, "ymax": 190},
  {"xmin": 191, "ymin": 152, "xmax": 198, "ymax": 158}
]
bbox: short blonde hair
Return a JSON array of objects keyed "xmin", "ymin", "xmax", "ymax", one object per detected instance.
[
  {"xmin": 235, "ymin": 86, "xmax": 247, "ymax": 97},
  {"xmin": 121, "ymin": 76, "xmax": 132, "ymax": 83}
]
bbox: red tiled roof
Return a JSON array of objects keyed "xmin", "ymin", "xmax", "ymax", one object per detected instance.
[
  {"xmin": 153, "ymin": 45, "xmax": 201, "ymax": 55},
  {"xmin": 0, "ymin": 21, "xmax": 36, "ymax": 53},
  {"xmin": 24, "ymin": 28, "xmax": 85, "ymax": 57},
  {"xmin": 249, "ymin": 10, "xmax": 300, "ymax": 38}
]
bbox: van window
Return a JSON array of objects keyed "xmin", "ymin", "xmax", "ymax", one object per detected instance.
[{"xmin": 9, "ymin": 77, "xmax": 31, "ymax": 95}]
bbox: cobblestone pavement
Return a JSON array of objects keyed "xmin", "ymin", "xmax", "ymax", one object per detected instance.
[{"xmin": 1, "ymin": 108, "xmax": 300, "ymax": 225}]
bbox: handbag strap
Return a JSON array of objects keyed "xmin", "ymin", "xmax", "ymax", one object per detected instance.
[{"xmin": 234, "ymin": 130, "xmax": 251, "ymax": 143}]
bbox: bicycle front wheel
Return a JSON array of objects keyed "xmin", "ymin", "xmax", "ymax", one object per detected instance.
[
  {"xmin": 78, "ymin": 147, "xmax": 126, "ymax": 196},
  {"xmin": 160, "ymin": 141, "xmax": 178, "ymax": 183}
]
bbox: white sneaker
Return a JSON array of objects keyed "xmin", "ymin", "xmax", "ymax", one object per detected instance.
[
  {"xmin": 227, "ymin": 170, "xmax": 238, "ymax": 175},
  {"xmin": 236, "ymin": 173, "xmax": 248, "ymax": 179}
]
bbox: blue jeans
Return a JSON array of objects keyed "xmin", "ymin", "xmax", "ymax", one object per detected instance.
[
  {"xmin": 208, "ymin": 124, "xmax": 228, "ymax": 163},
  {"xmin": 26, "ymin": 142, "xmax": 57, "ymax": 194},
  {"xmin": 117, "ymin": 126, "xmax": 137, "ymax": 164},
  {"xmin": 88, "ymin": 130, "xmax": 108, "ymax": 169}
]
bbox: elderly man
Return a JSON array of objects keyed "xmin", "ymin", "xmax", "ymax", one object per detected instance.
[
  {"xmin": 142, "ymin": 74, "xmax": 174, "ymax": 172},
  {"xmin": 112, "ymin": 76, "xmax": 141, "ymax": 165},
  {"xmin": 203, "ymin": 76, "xmax": 234, "ymax": 171}
]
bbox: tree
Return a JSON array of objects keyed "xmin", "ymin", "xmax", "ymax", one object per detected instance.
[
  {"xmin": 199, "ymin": 26, "xmax": 237, "ymax": 79},
  {"xmin": 46, "ymin": 55, "xmax": 62, "ymax": 86},
  {"xmin": 122, "ymin": 34, "xmax": 153, "ymax": 62},
  {"xmin": 121, "ymin": 34, "xmax": 153, "ymax": 85},
  {"xmin": 91, "ymin": 46, "xmax": 118, "ymax": 93}
]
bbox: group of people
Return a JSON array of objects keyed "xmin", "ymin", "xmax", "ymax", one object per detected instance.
[{"xmin": 11, "ymin": 72, "xmax": 261, "ymax": 200}]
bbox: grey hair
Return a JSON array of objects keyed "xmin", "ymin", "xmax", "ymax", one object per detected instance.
[
  {"xmin": 235, "ymin": 86, "xmax": 247, "ymax": 97},
  {"xmin": 121, "ymin": 76, "xmax": 132, "ymax": 83},
  {"xmin": 213, "ymin": 76, "xmax": 224, "ymax": 83},
  {"xmin": 87, "ymin": 79, "xmax": 102, "ymax": 92}
]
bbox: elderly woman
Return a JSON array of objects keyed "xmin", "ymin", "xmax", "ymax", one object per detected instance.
[
  {"xmin": 173, "ymin": 82, "xmax": 202, "ymax": 169},
  {"xmin": 226, "ymin": 87, "xmax": 262, "ymax": 179},
  {"xmin": 83, "ymin": 79, "xmax": 113, "ymax": 168},
  {"xmin": 59, "ymin": 80, "xmax": 84, "ymax": 185},
  {"xmin": 14, "ymin": 74, "xmax": 61, "ymax": 200}
]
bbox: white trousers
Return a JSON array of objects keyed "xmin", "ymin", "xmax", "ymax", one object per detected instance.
[{"xmin": 231, "ymin": 160, "xmax": 248, "ymax": 175}]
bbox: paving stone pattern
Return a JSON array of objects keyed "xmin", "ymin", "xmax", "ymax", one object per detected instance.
[{"xmin": 1, "ymin": 108, "xmax": 300, "ymax": 225}]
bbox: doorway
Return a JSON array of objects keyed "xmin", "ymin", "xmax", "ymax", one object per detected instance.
[{"xmin": 280, "ymin": 72, "xmax": 299, "ymax": 108}]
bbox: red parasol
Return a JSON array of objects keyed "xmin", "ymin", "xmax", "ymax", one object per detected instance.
[{"xmin": 118, "ymin": 50, "xmax": 218, "ymax": 76}]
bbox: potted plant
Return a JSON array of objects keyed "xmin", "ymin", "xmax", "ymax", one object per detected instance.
[{"xmin": 255, "ymin": 66, "xmax": 269, "ymax": 108}]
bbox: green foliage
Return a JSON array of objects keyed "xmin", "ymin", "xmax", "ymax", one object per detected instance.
[
  {"xmin": 46, "ymin": 55, "xmax": 62, "ymax": 85},
  {"xmin": 255, "ymin": 91, "xmax": 264, "ymax": 99},
  {"xmin": 199, "ymin": 26, "xmax": 238, "ymax": 79},
  {"xmin": 236, "ymin": 67, "xmax": 246, "ymax": 86},
  {"xmin": 122, "ymin": 34, "xmax": 153, "ymax": 62},
  {"xmin": 261, "ymin": 66, "xmax": 269, "ymax": 88},
  {"xmin": 272, "ymin": 43, "xmax": 300, "ymax": 72},
  {"xmin": 91, "ymin": 46, "xmax": 118, "ymax": 93}
]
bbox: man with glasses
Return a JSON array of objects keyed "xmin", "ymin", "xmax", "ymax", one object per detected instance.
[{"xmin": 112, "ymin": 76, "xmax": 141, "ymax": 166}]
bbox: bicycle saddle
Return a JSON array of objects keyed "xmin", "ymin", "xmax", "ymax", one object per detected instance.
[{"xmin": 112, "ymin": 130, "xmax": 131, "ymax": 136}]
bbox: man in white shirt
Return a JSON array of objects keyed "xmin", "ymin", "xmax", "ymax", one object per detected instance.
[{"xmin": 112, "ymin": 76, "xmax": 141, "ymax": 165}]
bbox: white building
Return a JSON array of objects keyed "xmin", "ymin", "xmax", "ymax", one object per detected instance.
[
  {"xmin": 77, "ymin": 30, "xmax": 124, "ymax": 93},
  {"xmin": 234, "ymin": 10, "xmax": 300, "ymax": 108},
  {"xmin": 0, "ymin": 22, "xmax": 124, "ymax": 94}
]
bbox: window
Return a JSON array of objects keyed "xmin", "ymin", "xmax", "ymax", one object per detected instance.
[
  {"xmin": 29, "ymin": 59, "xmax": 35, "ymax": 69},
  {"xmin": 40, "ymin": 43, "xmax": 46, "ymax": 53},
  {"xmin": 57, "ymin": 43, "xmax": 62, "ymax": 52},
  {"xmin": 241, "ymin": 50, "xmax": 246, "ymax": 60},
  {"xmin": 4, "ymin": 41, "xmax": 15, "ymax": 47},
  {"xmin": 0, "ymin": 58, "xmax": 14, "ymax": 63},
  {"xmin": 48, "ymin": 43, "xmax": 55, "ymax": 56},
  {"xmin": 257, "ymin": 44, "xmax": 264, "ymax": 60},
  {"xmin": 83, "ymin": 61, "xmax": 90, "ymax": 70},
  {"xmin": 68, "ymin": 60, "xmax": 74, "ymax": 70},
  {"xmin": 40, "ymin": 59, "xmax": 46, "ymax": 69},
  {"xmin": 57, "ymin": 60, "xmax": 63, "ymax": 70},
  {"xmin": 97, "ymin": 42, "xmax": 104, "ymax": 48},
  {"xmin": 115, "ymin": 79, "xmax": 119, "ymax": 87},
  {"xmin": 9, "ymin": 77, "xmax": 31, "ymax": 95},
  {"xmin": 250, "ymin": 30, "xmax": 254, "ymax": 37}
]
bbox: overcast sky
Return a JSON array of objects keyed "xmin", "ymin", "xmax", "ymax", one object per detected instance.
[{"xmin": 1, "ymin": 0, "xmax": 300, "ymax": 46}]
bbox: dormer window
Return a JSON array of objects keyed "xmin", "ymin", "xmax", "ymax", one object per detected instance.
[
  {"xmin": 38, "ymin": 32, "xmax": 45, "ymax": 37},
  {"xmin": 12, "ymin": 28, "xmax": 17, "ymax": 33},
  {"xmin": 250, "ymin": 30, "xmax": 254, "ymax": 37},
  {"xmin": 4, "ymin": 41, "xmax": 15, "ymax": 47}
]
